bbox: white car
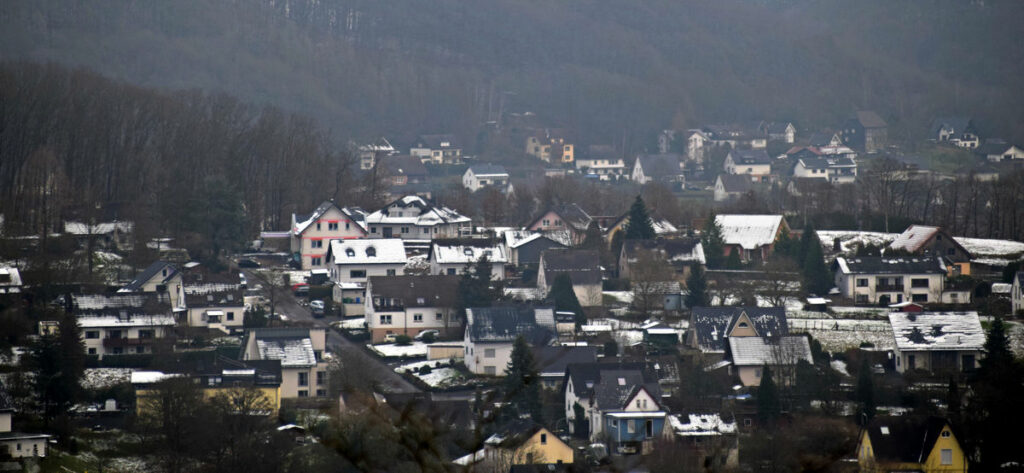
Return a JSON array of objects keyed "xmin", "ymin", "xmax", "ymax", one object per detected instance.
[{"xmin": 414, "ymin": 330, "xmax": 439, "ymax": 341}]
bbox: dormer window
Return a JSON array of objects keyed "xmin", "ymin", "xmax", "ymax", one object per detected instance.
[
  {"xmin": 738, "ymin": 322, "xmax": 749, "ymax": 328},
  {"xmin": 941, "ymin": 430, "xmax": 951, "ymax": 438},
  {"xmin": 366, "ymin": 247, "xmax": 376, "ymax": 257},
  {"xmin": 464, "ymin": 248, "xmax": 474, "ymax": 256},
  {"xmin": 345, "ymin": 248, "xmax": 355, "ymax": 257}
]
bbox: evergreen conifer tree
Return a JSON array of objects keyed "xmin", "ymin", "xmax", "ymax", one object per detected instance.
[
  {"xmin": 503, "ymin": 335, "xmax": 542, "ymax": 422},
  {"xmin": 725, "ymin": 248, "xmax": 743, "ymax": 269},
  {"xmin": 855, "ymin": 358, "xmax": 876, "ymax": 422},
  {"xmin": 965, "ymin": 317, "xmax": 1024, "ymax": 469},
  {"xmin": 624, "ymin": 196, "xmax": 655, "ymax": 240},
  {"xmin": 757, "ymin": 365, "xmax": 780, "ymax": 426},
  {"xmin": 802, "ymin": 238, "xmax": 832, "ymax": 295},
  {"xmin": 550, "ymin": 273, "xmax": 586, "ymax": 326},
  {"xmin": 702, "ymin": 215, "xmax": 726, "ymax": 269},
  {"xmin": 684, "ymin": 265, "xmax": 709, "ymax": 308}
]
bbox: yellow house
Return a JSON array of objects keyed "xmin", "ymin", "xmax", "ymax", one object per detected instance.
[
  {"xmin": 454, "ymin": 422, "xmax": 574, "ymax": 469},
  {"xmin": 526, "ymin": 133, "xmax": 574, "ymax": 164},
  {"xmin": 857, "ymin": 417, "xmax": 968, "ymax": 473},
  {"xmin": 132, "ymin": 358, "xmax": 283, "ymax": 417}
]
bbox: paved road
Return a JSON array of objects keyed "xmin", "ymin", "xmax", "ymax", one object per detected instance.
[{"xmin": 243, "ymin": 268, "xmax": 421, "ymax": 395}]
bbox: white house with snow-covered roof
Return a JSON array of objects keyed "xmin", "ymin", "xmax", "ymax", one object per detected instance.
[
  {"xmin": 888, "ymin": 311, "xmax": 985, "ymax": 374},
  {"xmin": 428, "ymin": 240, "xmax": 507, "ymax": 280},
  {"xmin": 290, "ymin": 201, "xmax": 368, "ymax": 269},
  {"xmin": 713, "ymin": 215, "xmax": 789, "ymax": 262},
  {"xmin": 365, "ymin": 196, "xmax": 471, "ymax": 241},
  {"xmin": 325, "ymin": 238, "xmax": 407, "ymax": 284},
  {"xmin": 79, "ymin": 314, "xmax": 176, "ymax": 358},
  {"xmin": 241, "ymin": 327, "xmax": 329, "ymax": 398},
  {"xmin": 0, "ymin": 266, "xmax": 23, "ymax": 294}
]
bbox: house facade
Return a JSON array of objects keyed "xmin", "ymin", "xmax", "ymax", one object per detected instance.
[
  {"xmin": 537, "ymin": 249, "xmax": 602, "ymax": 307},
  {"xmin": 631, "ymin": 154, "xmax": 685, "ymax": 187},
  {"xmin": 410, "ymin": 134, "xmax": 462, "ymax": 165},
  {"xmin": 428, "ymin": 239, "xmax": 508, "ymax": 279},
  {"xmin": 889, "ymin": 311, "xmax": 985, "ymax": 374},
  {"xmin": 463, "ymin": 164, "xmax": 511, "ymax": 193},
  {"xmin": 724, "ymin": 149, "xmax": 772, "ymax": 182},
  {"xmin": 0, "ymin": 386, "xmax": 50, "ymax": 458},
  {"xmin": 930, "ymin": 117, "xmax": 978, "ymax": 149},
  {"xmin": 714, "ymin": 214, "xmax": 789, "ymax": 262},
  {"xmin": 889, "ymin": 225, "xmax": 972, "ymax": 275},
  {"xmin": 728, "ymin": 335, "xmax": 813, "ymax": 387},
  {"xmin": 974, "ymin": 140, "xmax": 1024, "ymax": 162},
  {"xmin": 290, "ymin": 201, "xmax": 368, "ymax": 269},
  {"xmin": 464, "ymin": 305, "xmax": 555, "ymax": 376},
  {"xmin": 355, "ymin": 137, "xmax": 397, "ymax": 170},
  {"xmin": 842, "ymin": 110, "xmax": 888, "ymax": 153},
  {"xmin": 792, "ymin": 156, "xmax": 857, "ymax": 184},
  {"xmin": 325, "ymin": 238, "xmax": 407, "ymax": 284},
  {"xmin": 1013, "ymin": 271, "xmax": 1024, "ymax": 315},
  {"xmin": 713, "ymin": 174, "xmax": 752, "ymax": 202},
  {"xmin": 562, "ymin": 362, "xmax": 667, "ymax": 454},
  {"xmin": 526, "ymin": 131, "xmax": 574, "ymax": 164},
  {"xmin": 365, "ymin": 195, "xmax": 472, "ymax": 240},
  {"xmin": 502, "ymin": 231, "xmax": 570, "ymax": 268},
  {"xmin": 857, "ymin": 417, "xmax": 967, "ymax": 473},
  {"xmin": 619, "ymin": 238, "xmax": 705, "ymax": 282},
  {"xmin": 525, "ymin": 204, "xmax": 592, "ymax": 245},
  {"xmin": 241, "ymin": 327, "xmax": 330, "ymax": 398},
  {"xmin": 364, "ymin": 275, "xmax": 460, "ymax": 343},
  {"xmin": 80, "ymin": 314, "xmax": 175, "ymax": 358},
  {"xmin": 833, "ymin": 256, "xmax": 953, "ymax": 305}
]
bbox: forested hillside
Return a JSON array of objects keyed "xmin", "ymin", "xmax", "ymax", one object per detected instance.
[{"xmin": 2, "ymin": 0, "xmax": 1023, "ymax": 150}]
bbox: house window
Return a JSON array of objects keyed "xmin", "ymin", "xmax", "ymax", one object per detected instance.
[
  {"xmin": 540, "ymin": 433, "xmax": 547, "ymax": 445},
  {"xmin": 484, "ymin": 348, "xmax": 496, "ymax": 358},
  {"xmin": 414, "ymin": 314, "xmax": 423, "ymax": 323},
  {"xmin": 227, "ymin": 312, "xmax": 235, "ymax": 321},
  {"xmin": 484, "ymin": 366, "xmax": 496, "ymax": 376},
  {"xmin": 85, "ymin": 331, "xmax": 99, "ymax": 339},
  {"xmin": 446, "ymin": 268, "xmax": 457, "ymax": 275},
  {"xmin": 366, "ymin": 247, "xmax": 376, "ymax": 257},
  {"xmin": 908, "ymin": 355, "xmax": 916, "ymax": 369},
  {"xmin": 911, "ymin": 278, "xmax": 929, "ymax": 288},
  {"xmin": 856, "ymin": 278, "xmax": 869, "ymax": 287},
  {"xmin": 371, "ymin": 227, "xmax": 377, "ymax": 233},
  {"xmin": 88, "ymin": 348, "xmax": 97, "ymax": 355},
  {"xmin": 136, "ymin": 346, "xmax": 145, "ymax": 354},
  {"xmin": 755, "ymin": 368, "xmax": 762, "ymax": 378},
  {"xmin": 941, "ymin": 449, "xmax": 953, "ymax": 465},
  {"xmin": 379, "ymin": 315, "xmax": 392, "ymax": 325},
  {"xmin": 401, "ymin": 227, "xmax": 409, "ymax": 234},
  {"xmin": 312, "ymin": 240, "xmax": 323, "ymax": 248},
  {"xmin": 346, "ymin": 248, "xmax": 355, "ymax": 257},
  {"xmin": 386, "ymin": 269, "xmax": 396, "ymax": 276},
  {"xmin": 311, "ymin": 257, "xmax": 322, "ymax": 266},
  {"xmin": 416, "ymin": 297, "xmax": 426, "ymax": 304},
  {"xmin": 645, "ymin": 419, "xmax": 654, "ymax": 438},
  {"xmin": 317, "ymin": 371, "xmax": 327, "ymax": 385},
  {"xmin": 113, "ymin": 347, "xmax": 124, "ymax": 355},
  {"xmin": 912, "ymin": 294, "xmax": 928, "ymax": 302},
  {"xmin": 743, "ymin": 418, "xmax": 752, "ymax": 427},
  {"xmin": 298, "ymin": 372, "xmax": 309, "ymax": 386},
  {"xmin": 436, "ymin": 313, "xmax": 443, "ymax": 321},
  {"xmin": 316, "ymin": 389, "xmax": 327, "ymax": 397},
  {"xmin": 316, "ymin": 223, "xmax": 321, "ymax": 231},
  {"xmin": 627, "ymin": 420, "xmax": 636, "ymax": 434},
  {"xmin": 856, "ymin": 294, "xmax": 869, "ymax": 303},
  {"xmin": 329, "ymin": 222, "xmax": 338, "ymax": 231},
  {"xmin": 942, "ymin": 430, "xmax": 951, "ymax": 438},
  {"xmin": 298, "ymin": 390, "xmax": 308, "ymax": 397},
  {"xmin": 139, "ymin": 330, "xmax": 154, "ymax": 339},
  {"xmin": 350, "ymin": 270, "xmax": 366, "ymax": 278},
  {"xmin": 542, "ymin": 219, "xmax": 550, "ymax": 226}
]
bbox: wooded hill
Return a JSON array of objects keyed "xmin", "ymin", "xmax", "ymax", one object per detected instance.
[{"xmin": 2, "ymin": 0, "xmax": 1023, "ymax": 150}]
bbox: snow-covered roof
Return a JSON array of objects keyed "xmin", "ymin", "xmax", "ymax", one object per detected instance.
[
  {"xmin": 430, "ymin": 241, "xmax": 507, "ymax": 264},
  {"xmin": 715, "ymin": 215, "xmax": 784, "ymax": 250},
  {"xmin": 77, "ymin": 315, "xmax": 175, "ymax": 328},
  {"xmin": 669, "ymin": 414, "xmax": 737, "ymax": 437},
  {"xmin": 0, "ymin": 266, "xmax": 23, "ymax": 290},
  {"xmin": 889, "ymin": 225, "xmax": 941, "ymax": 253},
  {"xmin": 327, "ymin": 239, "xmax": 406, "ymax": 265},
  {"xmin": 888, "ymin": 311, "xmax": 985, "ymax": 352},
  {"xmin": 256, "ymin": 338, "xmax": 317, "ymax": 367},
  {"xmin": 652, "ymin": 219, "xmax": 678, "ymax": 235},
  {"xmin": 64, "ymin": 221, "xmax": 133, "ymax": 235},
  {"xmin": 291, "ymin": 201, "xmax": 368, "ymax": 236},
  {"xmin": 727, "ymin": 336, "xmax": 812, "ymax": 367},
  {"xmin": 130, "ymin": 370, "xmax": 182, "ymax": 384},
  {"xmin": 834, "ymin": 256, "xmax": 946, "ymax": 275},
  {"xmin": 991, "ymin": 283, "xmax": 1011, "ymax": 295},
  {"xmin": 72, "ymin": 293, "xmax": 154, "ymax": 311},
  {"xmin": 366, "ymin": 196, "xmax": 471, "ymax": 226}
]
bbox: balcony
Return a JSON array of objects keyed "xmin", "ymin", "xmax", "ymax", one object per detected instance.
[
  {"xmin": 103, "ymin": 336, "xmax": 172, "ymax": 348},
  {"xmin": 876, "ymin": 284, "xmax": 905, "ymax": 292}
]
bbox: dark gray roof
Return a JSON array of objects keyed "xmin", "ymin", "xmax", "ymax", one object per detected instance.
[
  {"xmin": 564, "ymin": 362, "xmax": 661, "ymax": 410},
  {"xmin": 766, "ymin": 121, "xmax": 793, "ymax": 134},
  {"xmin": 729, "ymin": 149, "xmax": 771, "ymax": 165},
  {"xmin": 799, "ymin": 157, "xmax": 831, "ymax": 170},
  {"xmin": 468, "ymin": 164, "xmax": 508, "ymax": 175},
  {"xmin": 386, "ymin": 155, "xmax": 427, "ymax": 178},
  {"xmin": 808, "ymin": 132, "xmax": 838, "ymax": 147},
  {"xmin": 864, "ymin": 417, "xmax": 953, "ymax": 464},
  {"xmin": 368, "ymin": 275, "xmax": 459, "ymax": 308},
  {"xmin": 528, "ymin": 203, "xmax": 592, "ymax": 232},
  {"xmin": 583, "ymin": 144, "xmax": 618, "ymax": 160},
  {"xmin": 466, "ymin": 305, "xmax": 555, "ymax": 344},
  {"xmin": 717, "ymin": 174, "xmax": 752, "ymax": 193},
  {"xmin": 689, "ymin": 306, "xmax": 788, "ymax": 352},
  {"xmin": 622, "ymin": 238, "xmax": 702, "ymax": 262},
  {"xmin": 930, "ymin": 117, "xmax": 974, "ymax": 135},
  {"xmin": 636, "ymin": 154, "xmax": 684, "ymax": 177},
  {"xmin": 835, "ymin": 256, "xmax": 946, "ymax": 275},
  {"xmin": 123, "ymin": 261, "xmax": 178, "ymax": 291},
  {"xmin": 416, "ymin": 134, "xmax": 460, "ymax": 149},
  {"xmin": 532, "ymin": 346, "xmax": 598, "ymax": 377},
  {"xmin": 541, "ymin": 249, "xmax": 602, "ymax": 286},
  {"xmin": 184, "ymin": 288, "xmax": 244, "ymax": 309},
  {"xmin": 973, "ymin": 139, "xmax": 1017, "ymax": 157},
  {"xmin": 851, "ymin": 110, "xmax": 887, "ymax": 129}
]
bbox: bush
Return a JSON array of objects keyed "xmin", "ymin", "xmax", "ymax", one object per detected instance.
[
  {"xmin": 418, "ymin": 365, "xmax": 433, "ymax": 375},
  {"xmin": 419, "ymin": 332, "xmax": 436, "ymax": 344},
  {"xmin": 394, "ymin": 335, "xmax": 412, "ymax": 346}
]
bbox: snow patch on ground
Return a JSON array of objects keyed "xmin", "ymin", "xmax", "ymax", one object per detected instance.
[
  {"xmin": 394, "ymin": 360, "xmax": 466, "ymax": 388},
  {"xmin": 332, "ymin": 317, "xmax": 367, "ymax": 330},
  {"xmin": 830, "ymin": 360, "xmax": 850, "ymax": 377},
  {"xmin": 790, "ymin": 318, "xmax": 893, "ymax": 352},
  {"xmin": 368, "ymin": 341, "xmax": 428, "ymax": 358},
  {"xmin": 603, "ymin": 291, "xmax": 634, "ymax": 304},
  {"xmin": 82, "ymin": 368, "xmax": 132, "ymax": 390}
]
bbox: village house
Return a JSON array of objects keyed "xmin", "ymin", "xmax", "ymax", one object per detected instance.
[
  {"xmin": 808, "ymin": 131, "xmax": 843, "ymax": 148},
  {"xmin": 888, "ymin": 311, "xmax": 985, "ymax": 374},
  {"xmin": 631, "ymin": 153, "xmax": 685, "ymax": 188},
  {"xmin": 619, "ymin": 238, "xmax": 705, "ymax": 281},
  {"xmin": 454, "ymin": 421, "xmax": 574, "ymax": 469},
  {"xmin": 325, "ymin": 238, "xmax": 407, "ymax": 284},
  {"xmin": 888, "ymin": 225, "xmax": 973, "ymax": 275},
  {"xmin": 241, "ymin": 327, "xmax": 330, "ymax": 398},
  {"xmin": 502, "ymin": 230, "xmax": 570, "ymax": 268},
  {"xmin": 833, "ymin": 256, "xmax": 960, "ymax": 306},
  {"xmin": 78, "ymin": 312, "xmax": 175, "ymax": 358},
  {"xmin": 63, "ymin": 220, "xmax": 134, "ymax": 251},
  {"xmin": 133, "ymin": 355, "xmax": 283, "ymax": 415},
  {"xmin": 537, "ymin": 249, "xmax": 602, "ymax": 307},
  {"xmin": 842, "ymin": 110, "xmax": 888, "ymax": 153},
  {"xmin": 182, "ymin": 285, "xmax": 245, "ymax": 332},
  {"xmin": 355, "ymin": 137, "xmax": 398, "ymax": 170},
  {"xmin": 365, "ymin": 195, "xmax": 472, "ymax": 241},
  {"xmin": 1013, "ymin": 271, "xmax": 1024, "ymax": 315},
  {"xmin": 702, "ymin": 123, "xmax": 768, "ymax": 149},
  {"xmin": 973, "ymin": 139, "xmax": 1024, "ymax": 162},
  {"xmin": 792, "ymin": 156, "xmax": 858, "ymax": 184},
  {"xmin": 464, "ymin": 305, "xmax": 556, "ymax": 376},
  {"xmin": 0, "ymin": 384, "xmax": 50, "ymax": 458},
  {"xmin": 364, "ymin": 275, "xmax": 460, "ymax": 343},
  {"xmin": 562, "ymin": 362, "xmax": 667, "ymax": 455},
  {"xmin": 121, "ymin": 261, "xmax": 180, "ymax": 293},
  {"xmin": 929, "ymin": 117, "xmax": 979, "ymax": 149},
  {"xmin": 428, "ymin": 238, "xmax": 507, "ymax": 279},
  {"xmin": 575, "ymin": 145, "xmax": 626, "ymax": 179},
  {"xmin": 532, "ymin": 346, "xmax": 599, "ymax": 389},
  {"xmin": 724, "ymin": 149, "xmax": 772, "ymax": 182},
  {"xmin": 385, "ymin": 155, "xmax": 428, "ymax": 186},
  {"xmin": 656, "ymin": 129, "xmax": 710, "ymax": 163},
  {"xmin": 526, "ymin": 130, "xmax": 574, "ymax": 164},
  {"xmin": 525, "ymin": 204, "xmax": 593, "ymax": 245},
  {"xmin": 856, "ymin": 416, "xmax": 967, "ymax": 473},
  {"xmin": 0, "ymin": 266, "xmax": 23, "ymax": 294},
  {"xmin": 714, "ymin": 214, "xmax": 789, "ymax": 262},
  {"xmin": 687, "ymin": 306, "xmax": 788, "ymax": 356},
  {"xmin": 667, "ymin": 414, "xmax": 740, "ymax": 471},
  {"xmin": 290, "ymin": 201, "xmax": 368, "ymax": 269},
  {"xmin": 462, "ymin": 164, "xmax": 512, "ymax": 193},
  {"xmin": 728, "ymin": 335, "xmax": 813, "ymax": 387},
  {"xmin": 766, "ymin": 121, "xmax": 796, "ymax": 144},
  {"xmin": 713, "ymin": 174, "xmax": 753, "ymax": 202},
  {"xmin": 410, "ymin": 134, "xmax": 462, "ymax": 165}
]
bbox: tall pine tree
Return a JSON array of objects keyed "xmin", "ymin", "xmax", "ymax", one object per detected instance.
[
  {"xmin": 550, "ymin": 273, "xmax": 586, "ymax": 326},
  {"xmin": 624, "ymin": 196, "xmax": 656, "ymax": 240},
  {"xmin": 503, "ymin": 335, "xmax": 542, "ymax": 422},
  {"xmin": 702, "ymin": 214, "xmax": 726, "ymax": 269},
  {"xmin": 757, "ymin": 365, "xmax": 781, "ymax": 426},
  {"xmin": 684, "ymin": 265, "xmax": 709, "ymax": 308},
  {"xmin": 855, "ymin": 358, "xmax": 876, "ymax": 422},
  {"xmin": 965, "ymin": 318, "xmax": 1024, "ymax": 469}
]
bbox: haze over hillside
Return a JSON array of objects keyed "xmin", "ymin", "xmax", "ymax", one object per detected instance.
[{"xmin": 3, "ymin": 0, "xmax": 1024, "ymax": 149}]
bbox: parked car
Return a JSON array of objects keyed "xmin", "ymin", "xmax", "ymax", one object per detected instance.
[
  {"xmin": 292, "ymin": 283, "xmax": 309, "ymax": 297},
  {"xmin": 414, "ymin": 329, "xmax": 439, "ymax": 341},
  {"xmin": 310, "ymin": 300, "xmax": 325, "ymax": 317},
  {"xmin": 238, "ymin": 258, "xmax": 261, "ymax": 268}
]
